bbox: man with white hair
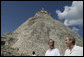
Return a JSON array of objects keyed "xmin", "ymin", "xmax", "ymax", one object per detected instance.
[{"xmin": 64, "ymin": 34, "xmax": 83, "ymax": 56}]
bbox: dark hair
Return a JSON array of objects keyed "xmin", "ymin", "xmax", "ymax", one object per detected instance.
[
  {"xmin": 32, "ymin": 51, "xmax": 35, "ymax": 55},
  {"xmin": 48, "ymin": 39, "xmax": 54, "ymax": 44},
  {"xmin": 67, "ymin": 34, "xmax": 76, "ymax": 45}
]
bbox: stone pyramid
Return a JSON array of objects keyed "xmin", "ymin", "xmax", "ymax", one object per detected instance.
[{"xmin": 1, "ymin": 8, "xmax": 83, "ymax": 56}]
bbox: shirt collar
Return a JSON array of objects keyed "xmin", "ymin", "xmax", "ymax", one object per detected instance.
[
  {"xmin": 49, "ymin": 47, "xmax": 55, "ymax": 51},
  {"xmin": 69, "ymin": 45, "xmax": 77, "ymax": 53}
]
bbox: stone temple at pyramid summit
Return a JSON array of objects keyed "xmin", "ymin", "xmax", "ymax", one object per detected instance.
[{"xmin": 1, "ymin": 8, "xmax": 83, "ymax": 56}]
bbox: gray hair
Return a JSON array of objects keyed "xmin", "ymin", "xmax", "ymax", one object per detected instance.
[{"xmin": 66, "ymin": 34, "xmax": 76, "ymax": 45}]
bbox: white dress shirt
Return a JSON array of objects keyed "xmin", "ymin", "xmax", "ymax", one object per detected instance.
[
  {"xmin": 64, "ymin": 45, "xmax": 83, "ymax": 56},
  {"xmin": 45, "ymin": 48, "xmax": 60, "ymax": 56}
]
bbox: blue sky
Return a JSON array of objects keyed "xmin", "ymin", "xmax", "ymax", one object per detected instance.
[{"xmin": 1, "ymin": 1, "xmax": 83, "ymax": 38}]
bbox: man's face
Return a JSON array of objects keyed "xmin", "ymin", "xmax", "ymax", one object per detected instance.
[
  {"xmin": 49, "ymin": 40, "xmax": 54, "ymax": 47},
  {"xmin": 65, "ymin": 37, "xmax": 72, "ymax": 47}
]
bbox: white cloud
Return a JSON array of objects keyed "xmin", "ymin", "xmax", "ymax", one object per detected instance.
[
  {"xmin": 72, "ymin": 27, "xmax": 79, "ymax": 32},
  {"xmin": 56, "ymin": 1, "xmax": 83, "ymax": 26}
]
